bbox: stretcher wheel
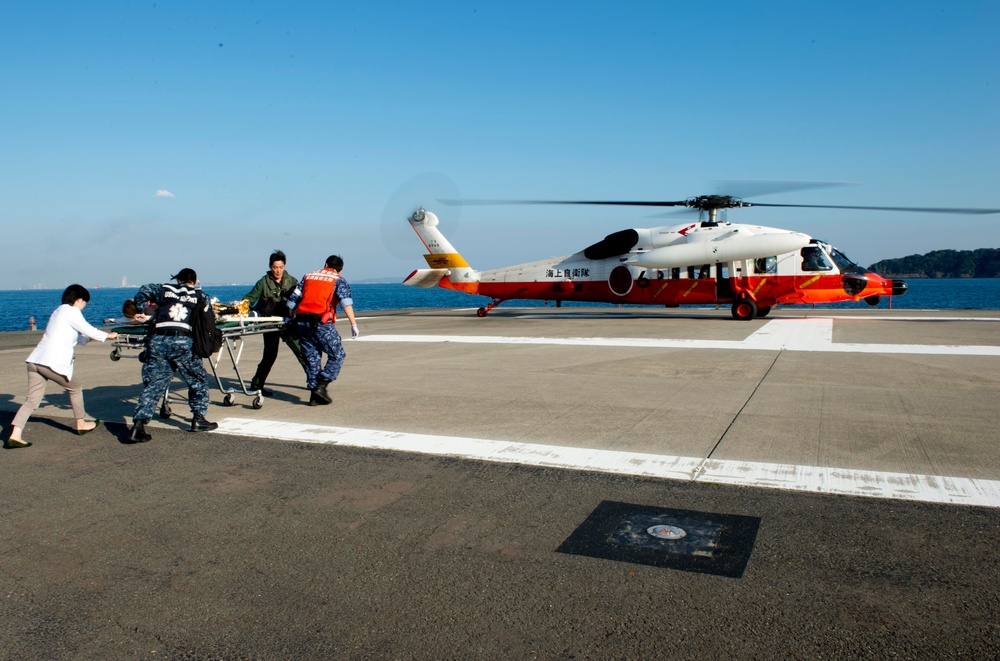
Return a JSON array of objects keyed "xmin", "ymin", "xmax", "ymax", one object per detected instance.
[
  {"xmin": 252, "ymin": 396, "xmax": 263, "ymax": 410},
  {"xmin": 110, "ymin": 350, "xmax": 121, "ymax": 362},
  {"xmin": 159, "ymin": 402, "xmax": 172, "ymax": 419},
  {"xmin": 224, "ymin": 394, "xmax": 236, "ymax": 407}
]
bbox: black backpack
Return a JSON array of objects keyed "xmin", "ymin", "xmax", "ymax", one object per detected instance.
[{"xmin": 191, "ymin": 291, "xmax": 224, "ymax": 358}]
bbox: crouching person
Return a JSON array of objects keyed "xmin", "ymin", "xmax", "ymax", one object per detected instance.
[{"xmin": 127, "ymin": 268, "xmax": 218, "ymax": 443}]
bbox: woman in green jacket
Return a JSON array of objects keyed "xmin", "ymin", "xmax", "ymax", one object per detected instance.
[{"xmin": 241, "ymin": 250, "xmax": 307, "ymax": 396}]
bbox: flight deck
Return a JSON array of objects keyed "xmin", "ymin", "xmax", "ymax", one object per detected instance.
[{"xmin": 2, "ymin": 307, "xmax": 998, "ymax": 657}]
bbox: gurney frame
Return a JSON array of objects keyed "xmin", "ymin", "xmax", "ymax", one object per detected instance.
[{"xmin": 109, "ymin": 316, "xmax": 287, "ymax": 413}]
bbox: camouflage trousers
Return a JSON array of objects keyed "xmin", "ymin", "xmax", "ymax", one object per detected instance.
[
  {"xmin": 295, "ymin": 321, "xmax": 346, "ymax": 390},
  {"xmin": 133, "ymin": 335, "xmax": 212, "ymax": 421}
]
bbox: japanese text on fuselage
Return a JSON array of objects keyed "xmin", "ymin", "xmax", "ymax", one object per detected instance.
[{"xmin": 546, "ymin": 268, "xmax": 589, "ymax": 278}]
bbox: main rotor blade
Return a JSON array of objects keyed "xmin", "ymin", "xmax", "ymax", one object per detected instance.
[
  {"xmin": 438, "ymin": 199, "xmax": 689, "ymax": 207},
  {"xmin": 438, "ymin": 197, "xmax": 1000, "ymax": 215},
  {"xmin": 748, "ymin": 203, "xmax": 1000, "ymax": 215},
  {"xmin": 714, "ymin": 179, "xmax": 855, "ymax": 199}
]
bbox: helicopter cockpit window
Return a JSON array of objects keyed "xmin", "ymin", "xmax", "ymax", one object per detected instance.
[
  {"xmin": 800, "ymin": 246, "xmax": 833, "ymax": 272},
  {"xmin": 828, "ymin": 247, "xmax": 865, "ymax": 275},
  {"xmin": 754, "ymin": 256, "xmax": 777, "ymax": 274}
]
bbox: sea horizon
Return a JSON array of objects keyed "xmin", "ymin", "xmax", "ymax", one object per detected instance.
[{"xmin": 2, "ymin": 279, "xmax": 998, "ymax": 333}]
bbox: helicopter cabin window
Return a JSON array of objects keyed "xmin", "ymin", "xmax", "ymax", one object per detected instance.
[
  {"xmin": 800, "ymin": 246, "xmax": 833, "ymax": 272},
  {"xmin": 754, "ymin": 256, "xmax": 777, "ymax": 274},
  {"xmin": 698, "ymin": 264, "xmax": 711, "ymax": 279},
  {"xmin": 687, "ymin": 264, "xmax": 711, "ymax": 279}
]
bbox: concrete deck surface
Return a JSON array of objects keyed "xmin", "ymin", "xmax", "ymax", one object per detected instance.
[{"xmin": 1, "ymin": 307, "xmax": 998, "ymax": 658}]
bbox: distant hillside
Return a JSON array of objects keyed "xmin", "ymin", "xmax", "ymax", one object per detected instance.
[{"xmin": 869, "ymin": 249, "xmax": 1000, "ymax": 278}]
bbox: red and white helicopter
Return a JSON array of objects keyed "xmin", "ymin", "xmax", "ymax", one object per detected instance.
[{"xmin": 402, "ymin": 192, "xmax": 999, "ymax": 320}]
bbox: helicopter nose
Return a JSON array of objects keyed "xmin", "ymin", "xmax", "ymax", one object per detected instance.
[
  {"xmin": 892, "ymin": 279, "xmax": 908, "ymax": 296},
  {"xmin": 842, "ymin": 275, "xmax": 868, "ymax": 297}
]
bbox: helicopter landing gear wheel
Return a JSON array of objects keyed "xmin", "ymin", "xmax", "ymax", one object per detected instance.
[
  {"xmin": 223, "ymin": 393, "xmax": 236, "ymax": 407},
  {"xmin": 864, "ymin": 295, "xmax": 881, "ymax": 306},
  {"xmin": 476, "ymin": 298, "xmax": 505, "ymax": 318},
  {"xmin": 756, "ymin": 306, "xmax": 772, "ymax": 318},
  {"xmin": 732, "ymin": 297, "xmax": 758, "ymax": 320},
  {"xmin": 252, "ymin": 396, "xmax": 263, "ymax": 410}
]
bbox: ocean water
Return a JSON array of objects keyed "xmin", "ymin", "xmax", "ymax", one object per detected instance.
[{"xmin": 1, "ymin": 280, "xmax": 998, "ymax": 333}]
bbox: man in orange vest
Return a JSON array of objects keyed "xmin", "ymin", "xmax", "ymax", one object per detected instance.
[{"xmin": 287, "ymin": 255, "xmax": 359, "ymax": 405}]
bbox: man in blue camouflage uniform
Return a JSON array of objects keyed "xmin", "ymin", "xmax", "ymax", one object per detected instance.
[
  {"xmin": 287, "ymin": 255, "xmax": 359, "ymax": 406},
  {"xmin": 127, "ymin": 268, "xmax": 218, "ymax": 443}
]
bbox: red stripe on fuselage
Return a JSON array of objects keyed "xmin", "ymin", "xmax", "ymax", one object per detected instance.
[{"xmin": 462, "ymin": 272, "xmax": 896, "ymax": 307}]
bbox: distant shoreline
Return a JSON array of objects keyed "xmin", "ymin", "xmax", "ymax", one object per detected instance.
[
  {"xmin": 0, "ymin": 285, "xmax": 253, "ymax": 292},
  {"xmin": 0, "ymin": 280, "xmax": 403, "ymax": 292},
  {"xmin": 3, "ymin": 276, "xmax": 1000, "ymax": 293}
]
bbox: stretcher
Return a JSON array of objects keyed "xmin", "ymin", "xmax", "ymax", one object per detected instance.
[{"xmin": 109, "ymin": 316, "xmax": 287, "ymax": 413}]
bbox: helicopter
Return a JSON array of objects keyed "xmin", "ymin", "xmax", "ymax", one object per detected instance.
[{"xmin": 401, "ymin": 193, "xmax": 1000, "ymax": 320}]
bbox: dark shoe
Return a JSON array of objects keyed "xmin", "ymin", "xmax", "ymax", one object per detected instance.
[
  {"xmin": 126, "ymin": 420, "xmax": 152, "ymax": 444},
  {"xmin": 3, "ymin": 438, "xmax": 32, "ymax": 449},
  {"xmin": 75, "ymin": 420, "xmax": 102, "ymax": 436},
  {"xmin": 311, "ymin": 377, "xmax": 332, "ymax": 405},
  {"xmin": 309, "ymin": 391, "xmax": 330, "ymax": 406},
  {"xmin": 250, "ymin": 378, "xmax": 273, "ymax": 397},
  {"xmin": 190, "ymin": 414, "xmax": 218, "ymax": 432}
]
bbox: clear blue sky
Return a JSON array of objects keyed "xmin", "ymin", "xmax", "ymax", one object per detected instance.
[{"xmin": 2, "ymin": 1, "xmax": 997, "ymax": 289}]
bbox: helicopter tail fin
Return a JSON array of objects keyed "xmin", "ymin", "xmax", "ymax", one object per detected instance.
[{"xmin": 404, "ymin": 208, "xmax": 480, "ymax": 292}]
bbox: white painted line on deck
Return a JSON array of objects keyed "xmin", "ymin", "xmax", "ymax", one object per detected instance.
[
  {"xmin": 358, "ymin": 318, "xmax": 1000, "ymax": 355},
  {"xmin": 515, "ymin": 312, "xmax": 1000, "ymax": 322},
  {"xmin": 216, "ymin": 417, "xmax": 1000, "ymax": 508},
  {"xmin": 818, "ymin": 315, "xmax": 1000, "ymax": 321}
]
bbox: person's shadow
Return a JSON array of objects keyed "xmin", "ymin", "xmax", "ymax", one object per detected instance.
[
  {"xmin": 0, "ymin": 375, "xmax": 287, "ymax": 444},
  {"xmin": 0, "ymin": 388, "xmax": 139, "ymax": 443},
  {"xmin": 0, "ymin": 394, "xmax": 82, "ymax": 443},
  {"xmin": 1, "ymin": 357, "xmax": 313, "ymax": 444}
]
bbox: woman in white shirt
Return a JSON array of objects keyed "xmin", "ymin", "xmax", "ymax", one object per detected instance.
[{"xmin": 5, "ymin": 285, "xmax": 119, "ymax": 449}]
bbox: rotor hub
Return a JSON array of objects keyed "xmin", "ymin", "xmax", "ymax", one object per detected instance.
[{"xmin": 684, "ymin": 195, "xmax": 750, "ymax": 211}]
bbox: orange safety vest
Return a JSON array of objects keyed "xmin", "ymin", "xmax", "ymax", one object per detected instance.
[{"xmin": 297, "ymin": 268, "xmax": 340, "ymax": 322}]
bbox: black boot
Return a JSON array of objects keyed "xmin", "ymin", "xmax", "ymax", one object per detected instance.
[
  {"xmin": 250, "ymin": 377, "xmax": 274, "ymax": 397},
  {"xmin": 310, "ymin": 377, "xmax": 332, "ymax": 405},
  {"xmin": 190, "ymin": 414, "xmax": 219, "ymax": 432},
  {"xmin": 127, "ymin": 420, "xmax": 152, "ymax": 444},
  {"xmin": 309, "ymin": 391, "xmax": 330, "ymax": 406}
]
